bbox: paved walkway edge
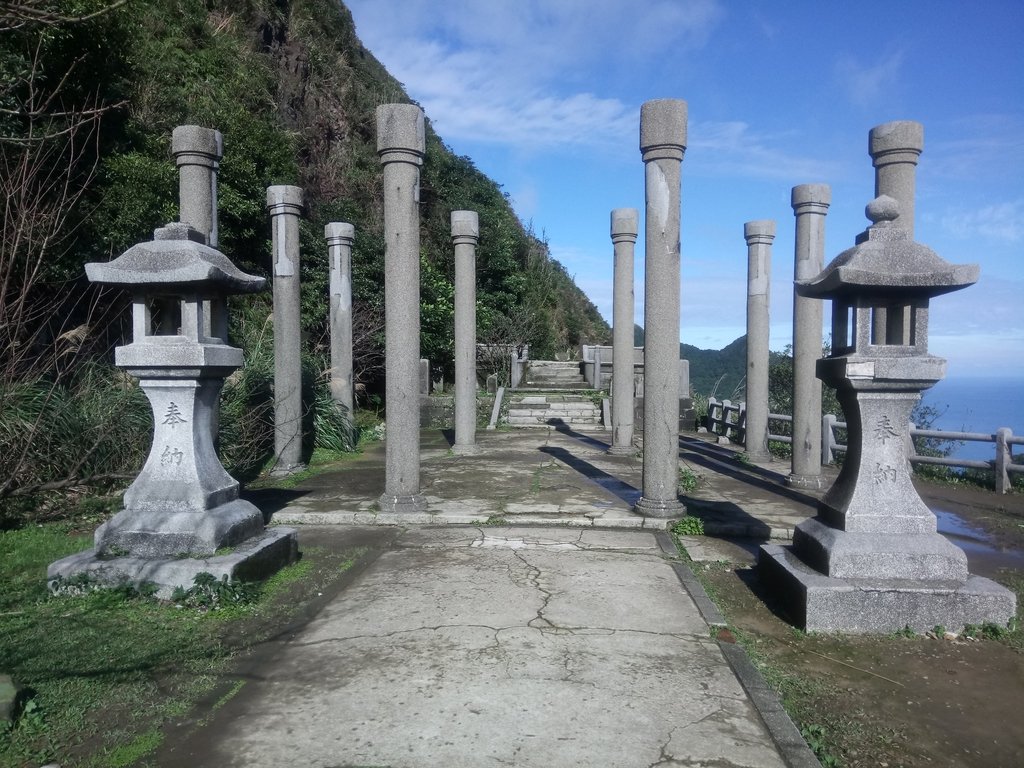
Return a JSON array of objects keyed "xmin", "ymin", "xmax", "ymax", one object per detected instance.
[
  {"xmin": 271, "ymin": 510, "xmax": 671, "ymax": 529},
  {"xmin": 656, "ymin": 531, "xmax": 820, "ymax": 768}
]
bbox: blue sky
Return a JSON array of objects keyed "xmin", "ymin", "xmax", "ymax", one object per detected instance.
[{"xmin": 345, "ymin": 0, "xmax": 1024, "ymax": 380}]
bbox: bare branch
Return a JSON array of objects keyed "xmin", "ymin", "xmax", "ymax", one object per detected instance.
[{"xmin": 0, "ymin": 0, "xmax": 131, "ymax": 31}]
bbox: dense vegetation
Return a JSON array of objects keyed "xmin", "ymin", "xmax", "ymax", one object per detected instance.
[{"xmin": 0, "ymin": 0, "xmax": 608, "ymax": 524}]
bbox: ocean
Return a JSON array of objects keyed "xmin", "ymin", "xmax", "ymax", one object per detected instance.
[{"xmin": 919, "ymin": 376, "xmax": 1024, "ymax": 462}]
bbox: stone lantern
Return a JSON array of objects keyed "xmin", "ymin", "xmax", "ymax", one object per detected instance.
[
  {"xmin": 49, "ymin": 223, "xmax": 297, "ymax": 594},
  {"xmin": 760, "ymin": 196, "xmax": 1016, "ymax": 633}
]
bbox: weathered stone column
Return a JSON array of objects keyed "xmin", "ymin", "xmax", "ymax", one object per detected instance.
[
  {"xmin": 326, "ymin": 222, "xmax": 355, "ymax": 419},
  {"xmin": 266, "ymin": 185, "xmax": 305, "ymax": 475},
  {"xmin": 869, "ymin": 121, "xmax": 923, "ymax": 345},
  {"xmin": 789, "ymin": 184, "xmax": 831, "ymax": 488},
  {"xmin": 743, "ymin": 220, "xmax": 775, "ymax": 461},
  {"xmin": 172, "ymin": 125, "xmax": 222, "ymax": 247},
  {"xmin": 172, "ymin": 125, "xmax": 226, "ymax": 345},
  {"xmin": 451, "ymin": 210, "xmax": 480, "ymax": 455},
  {"xmin": 377, "ymin": 104, "xmax": 427, "ymax": 513},
  {"xmin": 870, "ymin": 121, "xmax": 923, "ymax": 236},
  {"xmin": 608, "ymin": 207, "xmax": 638, "ymax": 455},
  {"xmin": 635, "ymin": 99, "xmax": 687, "ymax": 518}
]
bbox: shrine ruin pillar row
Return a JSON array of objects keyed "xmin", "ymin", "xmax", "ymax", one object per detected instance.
[
  {"xmin": 452, "ymin": 210, "xmax": 480, "ymax": 455},
  {"xmin": 635, "ymin": 99, "xmax": 687, "ymax": 518},
  {"xmin": 744, "ymin": 220, "xmax": 775, "ymax": 462},
  {"xmin": 609, "ymin": 207, "xmax": 639, "ymax": 455},
  {"xmin": 377, "ymin": 104, "xmax": 427, "ymax": 513},
  {"xmin": 326, "ymin": 222, "xmax": 356, "ymax": 419},
  {"xmin": 789, "ymin": 184, "xmax": 831, "ymax": 488},
  {"xmin": 267, "ymin": 185, "xmax": 305, "ymax": 475}
]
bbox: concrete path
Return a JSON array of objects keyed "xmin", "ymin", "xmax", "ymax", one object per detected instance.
[{"xmin": 168, "ymin": 527, "xmax": 793, "ymax": 767}]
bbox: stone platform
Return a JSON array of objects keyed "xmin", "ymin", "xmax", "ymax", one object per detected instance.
[
  {"xmin": 48, "ymin": 527, "xmax": 298, "ymax": 599},
  {"xmin": 760, "ymin": 542, "xmax": 1016, "ymax": 633}
]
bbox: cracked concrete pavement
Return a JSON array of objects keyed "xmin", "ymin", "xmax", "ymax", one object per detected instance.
[{"xmin": 164, "ymin": 526, "xmax": 790, "ymax": 768}]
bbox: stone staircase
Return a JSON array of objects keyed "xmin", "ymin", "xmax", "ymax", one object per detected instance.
[
  {"xmin": 520, "ymin": 360, "xmax": 588, "ymax": 390},
  {"xmin": 503, "ymin": 360, "xmax": 603, "ymax": 429},
  {"xmin": 505, "ymin": 393, "xmax": 603, "ymax": 428}
]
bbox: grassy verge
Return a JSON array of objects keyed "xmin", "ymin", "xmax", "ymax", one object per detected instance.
[
  {"xmin": 0, "ymin": 524, "xmax": 367, "ymax": 767},
  {"xmin": 671, "ymin": 535, "xmax": 1024, "ymax": 767}
]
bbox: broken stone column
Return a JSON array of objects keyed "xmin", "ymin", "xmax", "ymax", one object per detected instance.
[
  {"xmin": 869, "ymin": 121, "xmax": 924, "ymax": 345},
  {"xmin": 377, "ymin": 104, "xmax": 427, "ymax": 513},
  {"xmin": 635, "ymin": 99, "xmax": 687, "ymax": 518},
  {"xmin": 743, "ymin": 220, "xmax": 775, "ymax": 461},
  {"xmin": 760, "ymin": 185, "xmax": 1015, "ymax": 633},
  {"xmin": 49, "ymin": 222, "xmax": 297, "ymax": 596},
  {"xmin": 789, "ymin": 184, "xmax": 831, "ymax": 489},
  {"xmin": 609, "ymin": 207, "xmax": 638, "ymax": 455},
  {"xmin": 326, "ymin": 222, "xmax": 355, "ymax": 420},
  {"xmin": 451, "ymin": 210, "xmax": 480, "ymax": 455},
  {"xmin": 267, "ymin": 185, "xmax": 305, "ymax": 475}
]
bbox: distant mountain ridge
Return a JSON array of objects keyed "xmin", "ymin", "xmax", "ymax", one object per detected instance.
[{"xmin": 634, "ymin": 326, "xmax": 747, "ymax": 397}]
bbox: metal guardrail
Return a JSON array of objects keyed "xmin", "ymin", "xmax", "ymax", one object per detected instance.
[{"xmin": 707, "ymin": 397, "xmax": 1023, "ymax": 494}]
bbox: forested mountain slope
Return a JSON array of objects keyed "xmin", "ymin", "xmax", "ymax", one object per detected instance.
[{"xmin": 0, "ymin": 0, "xmax": 609, "ymax": 516}]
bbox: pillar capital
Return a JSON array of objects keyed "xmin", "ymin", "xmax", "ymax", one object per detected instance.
[
  {"xmin": 610, "ymin": 208, "xmax": 639, "ymax": 243},
  {"xmin": 376, "ymin": 103, "xmax": 425, "ymax": 166},
  {"xmin": 869, "ymin": 120, "xmax": 924, "ymax": 168},
  {"xmin": 325, "ymin": 221, "xmax": 355, "ymax": 247},
  {"xmin": 266, "ymin": 185, "xmax": 304, "ymax": 216},
  {"xmin": 640, "ymin": 99, "xmax": 687, "ymax": 162},
  {"xmin": 791, "ymin": 183, "xmax": 831, "ymax": 214},
  {"xmin": 744, "ymin": 219, "xmax": 776, "ymax": 245},
  {"xmin": 450, "ymin": 210, "xmax": 479, "ymax": 245},
  {"xmin": 171, "ymin": 125, "xmax": 223, "ymax": 168}
]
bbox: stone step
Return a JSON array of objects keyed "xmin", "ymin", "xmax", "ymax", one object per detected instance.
[{"xmin": 504, "ymin": 389, "xmax": 603, "ymax": 428}]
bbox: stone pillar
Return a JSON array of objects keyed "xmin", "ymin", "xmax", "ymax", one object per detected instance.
[
  {"xmin": 609, "ymin": 207, "xmax": 638, "ymax": 455},
  {"xmin": 451, "ymin": 210, "xmax": 480, "ymax": 455},
  {"xmin": 743, "ymin": 221, "xmax": 775, "ymax": 461},
  {"xmin": 172, "ymin": 125, "xmax": 226, "ymax": 345},
  {"xmin": 377, "ymin": 104, "xmax": 427, "ymax": 514},
  {"xmin": 635, "ymin": 99, "xmax": 687, "ymax": 518},
  {"xmin": 172, "ymin": 125, "xmax": 222, "ymax": 247},
  {"xmin": 266, "ymin": 185, "xmax": 305, "ymax": 475},
  {"xmin": 326, "ymin": 222, "xmax": 355, "ymax": 419},
  {"xmin": 869, "ymin": 121, "xmax": 923, "ymax": 345},
  {"xmin": 789, "ymin": 184, "xmax": 831, "ymax": 488}
]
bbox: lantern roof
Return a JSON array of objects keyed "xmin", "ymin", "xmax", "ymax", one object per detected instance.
[
  {"xmin": 797, "ymin": 196, "xmax": 978, "ymax": 300},
  {"xmin": 86, "ymin": 223, "xmax": 265, "ymax": 294}
]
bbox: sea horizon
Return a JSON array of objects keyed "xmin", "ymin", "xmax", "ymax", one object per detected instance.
[{"xmin": 920, "ymin": 374, "xmax": 1024, "ymax": 463}]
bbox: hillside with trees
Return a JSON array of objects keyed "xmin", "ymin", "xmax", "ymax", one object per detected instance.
[{"xmin": 0, "ymin": 0, "xmax": 609, "ymax": 522}]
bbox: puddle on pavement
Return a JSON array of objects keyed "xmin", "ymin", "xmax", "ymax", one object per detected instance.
[{"xmin": 933, "ymin": 507, "xmax": 1024, "ymax": 576}]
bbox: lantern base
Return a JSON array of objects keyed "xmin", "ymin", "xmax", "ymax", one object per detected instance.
[
  {"xmin": 759, "ymin": 543, "xmax": 1016, "ymax": 634},
  {"xmin": 49, "ymin": 526, "xmax": 298, "ymax": 600},
  {"xmin": 95, "ymin": 498, "xmax": 265, "ymax": 559}
]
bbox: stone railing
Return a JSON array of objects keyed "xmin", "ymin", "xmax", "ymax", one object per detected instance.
[
  {"xmin": 822, "ymin": 417, "xmax": 1024, "ymax": 494},
  {"xmin": 708, "ymin": 396, "xmax": 1022, "ymax": 494},
  {"xmin": 706, "ymin": 397, "xmax": 745, "ymax": 442}
]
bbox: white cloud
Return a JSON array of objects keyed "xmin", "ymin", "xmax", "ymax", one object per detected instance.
[
  {"xmin": 926, "ymin": 115, "xmax": 1024, "ymax": 182},
  {"xmin": 941, "ymin": 200, "xmax": 1024, "ymax": 243},
  {"xmin": 689, "ymin": 121, "xmax": 840, "ymax": 180},
  {"xmin": 346, "ymin": 0, "xmax": 723, "ymax": 151},
  {"xmin": 835, "ymin": 49, "xmax": 904, "ymax": 107}
]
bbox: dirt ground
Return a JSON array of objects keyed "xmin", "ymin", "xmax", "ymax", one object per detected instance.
[{"xmin": 702, "ymin": 481, "xmax": 1024, "ymax": 768}]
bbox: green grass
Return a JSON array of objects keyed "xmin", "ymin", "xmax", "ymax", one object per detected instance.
[
  {"xmin": 252, "ymin": 447, "xmax": 360, "ymax": 490},
  {"xmin": 0, "ymin": 524, "xmax": 361, "ymax": 767}
]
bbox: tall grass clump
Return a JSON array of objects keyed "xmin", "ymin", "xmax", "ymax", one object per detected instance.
[{"xmin": 0, "ymin": 362, "xmax": 151, "ymax": 527}]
